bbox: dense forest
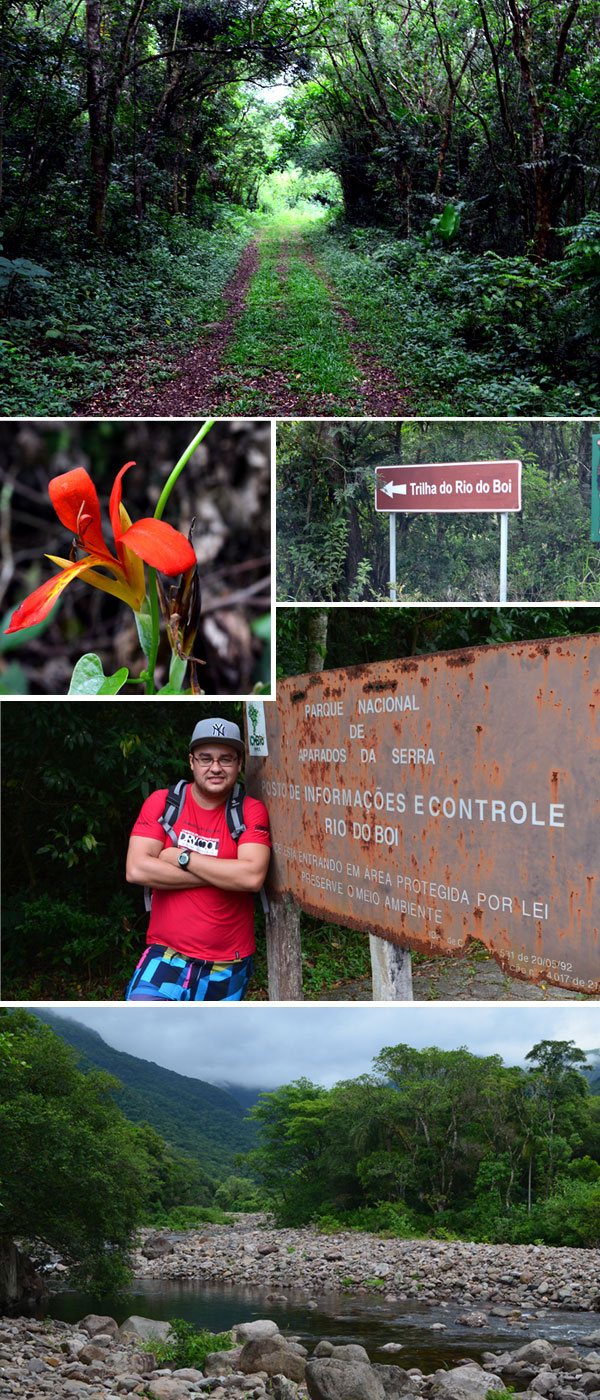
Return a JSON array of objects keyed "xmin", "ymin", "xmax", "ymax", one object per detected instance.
[
  {"xmin": 3, "ymin": 0, "xmax": 599, "ymax": 415},
  {"xmin": 2, "ymin": 604, "xmax": 599, "ymax": 1000},
  {"xmin": 245, "ymin": 1039, "xmax": 600, "ymax": 1246},
  {"xmin": 0, "ymin": 418, "xmax": 271, "ymax": 695},
  {"xmin": 0, "ymin": 1010, "xmax": 228, "ymax": 1304},
  {"xmin": 276, "ymin": 420, "xmax": 600, "ymax": 601}
]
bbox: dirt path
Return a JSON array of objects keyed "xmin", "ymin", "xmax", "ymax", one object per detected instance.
[
  {"xmin": 298, "ymin": 237, "xmax": 412, "ymax": 415},
  {"xmin": 83, "ymin": 239, "xmax": 260, "ymax": 417},
  {"xmin": 81, "ymin": 220, "xmax": 413, "ymax": 417}
]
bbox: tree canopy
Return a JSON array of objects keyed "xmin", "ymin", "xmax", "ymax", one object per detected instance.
[
  {"xmin": 244, "ymin": 1039, "xmax": 600, "ymax": 1245},
  {"xmin": 0, "ymin": 1010, "xmax": 214, "ymax": 1300}
]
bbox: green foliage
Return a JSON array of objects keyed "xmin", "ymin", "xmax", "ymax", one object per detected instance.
[
  {"xmin": 145, "ymin": 1320, "xmax": 234, "ymax": 1371},
  {"xmin": 0, "ymin": 217, "xmax": 251, "ymax": 415},
  {"xmin": 304, "ymin": 224, "xmax": 598, "ymax": 414},
  {"xmin": 242, "ymin": 1040, "xmax": 598, "ymax": 1246},
  {"xmin": 0, "ymin": 1011, "xmax": 167, "ymax": 1296},
  {"xmin": 213, "ymin": 1175, "xmax": 264, "ymax": 1211}
]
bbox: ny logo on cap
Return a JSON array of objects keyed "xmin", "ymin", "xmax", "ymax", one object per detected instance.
[{"xmin": 212, "ymin": 721, "xmax": 226, "ymax": 737}]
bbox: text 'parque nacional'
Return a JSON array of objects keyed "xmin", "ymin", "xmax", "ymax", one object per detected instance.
[{"xmin": 246, "ymin": 634, "xmax": 599, "ymax": 993}]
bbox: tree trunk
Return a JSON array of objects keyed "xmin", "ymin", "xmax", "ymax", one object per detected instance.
[
  {"xmin": 306, "ymin": 609, "xmax": 329, "ymax": 672},
  {"xmin": 86, "ymin": 0, "xmax": 111, "ymax": 240},
  {"xmin": 0, "ymin": 1237, "xmax": 47, "ymax": 1314}
]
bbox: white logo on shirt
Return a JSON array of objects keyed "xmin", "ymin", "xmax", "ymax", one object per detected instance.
[{"xmin": 178, "ymin": 829, "xmax": 220, "ymax": 857}]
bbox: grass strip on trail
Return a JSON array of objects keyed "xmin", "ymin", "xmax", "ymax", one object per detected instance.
[{"xmin": 215, "ymin": 218, "xmax": 359, "ymax": 413}]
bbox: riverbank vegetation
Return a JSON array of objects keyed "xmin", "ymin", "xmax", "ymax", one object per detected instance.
[
  {"xmin": 245, "ymin": 1041, "xmax": 600, "ymax": 1247},
  {"xmin": 3, "ymin": 0, "xmax": 599, "ymax": 414},
  {"xmin": 277, "ymin": 421, "xmax": 600, "ymax": 602},
  {"xmin": 0, "ymin": 1011, "xmax": 221, "ymax": 1304}
]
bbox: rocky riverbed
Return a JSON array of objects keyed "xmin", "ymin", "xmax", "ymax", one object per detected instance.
[
  {"xmin": 3, "ymin": 1310, "xmax": 600, "ymax": 1400},
  {"xmin": 133, "ymin": 1222, "xmax": 600, "ymax": 1315}
]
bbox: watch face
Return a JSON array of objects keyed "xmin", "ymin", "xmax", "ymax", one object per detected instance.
[{"xmin": 178, "ymin": 850, "xmax": 190, "ymax": 867}]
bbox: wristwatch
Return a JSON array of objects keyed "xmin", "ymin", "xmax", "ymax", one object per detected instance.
[{"xmin": 177, "ymin": 850, "xmax": 191, "ymax": 868}]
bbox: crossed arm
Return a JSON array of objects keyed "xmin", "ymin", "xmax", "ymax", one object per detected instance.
[{"xmin": 126, "ymin": 835, "xmax": 270, "ymax": 894}]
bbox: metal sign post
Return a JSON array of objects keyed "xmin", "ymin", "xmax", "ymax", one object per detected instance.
[
  {"xmin": 376, "ymin": 460, "xmax": 522, "ymax": 601},
  {"xmin": 592, "ymin": 434, "xmax": 600, "ymax": 543},
  {"xmin": 499, "ymin": 512, "xmax": 508, "ymax": 603}
]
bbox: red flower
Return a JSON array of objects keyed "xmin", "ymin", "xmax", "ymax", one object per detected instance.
[{"xmin": 5, "ymin": 462, "xmax": 197, "ymax": 634}]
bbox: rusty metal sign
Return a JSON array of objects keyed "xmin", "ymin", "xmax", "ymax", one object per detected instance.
[
  {"xmin": 247, "ymin": 634, "xmax": 599, "ymax": 993},
  {"xmin": 375, "ymin": 461, "xmax": 522, "ymax": 512}
]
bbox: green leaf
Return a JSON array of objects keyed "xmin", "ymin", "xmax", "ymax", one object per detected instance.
[
  {"xmin": 68, "ymin": 654, "xmax": 129, "ymax": 695},
  {"xmin": 167, "ymin": 652, "xmax": 188, "ymax": 692},
  {"xmin": 134, "ymin": 603, "xmax": 153, "ymax": 657}
]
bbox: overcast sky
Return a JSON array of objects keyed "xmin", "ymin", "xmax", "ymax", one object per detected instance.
[{"xmin": 34, "ymin": 1004, "xmax": 600, "ymax": 1091}]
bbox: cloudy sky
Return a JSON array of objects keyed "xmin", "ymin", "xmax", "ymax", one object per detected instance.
[{"xmin": 38, "ymin": 1004, "xmax": 599, "ymax": 1091}]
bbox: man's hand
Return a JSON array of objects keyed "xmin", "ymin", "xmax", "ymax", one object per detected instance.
[
  {"xmin": 126, "ymin": 835, "xmax": 206, "ymax": 889},
  {"xmin": 181, "ymin": 842, "xmax": 270, "ymax": 894}
]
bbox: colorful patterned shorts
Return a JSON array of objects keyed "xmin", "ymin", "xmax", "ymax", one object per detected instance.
[{"xmin": 125, "ymin": 944, "xmax": 253, "ymax": 1002}]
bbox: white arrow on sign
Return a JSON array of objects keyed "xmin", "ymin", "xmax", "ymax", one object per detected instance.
[{"xmin": 381, "ymin": 480, "xmax": 407, "ymax": 497}]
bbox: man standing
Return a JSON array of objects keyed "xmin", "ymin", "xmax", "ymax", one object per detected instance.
[{"xmin": 125, "ymin": 718, "xmax": 271, "ymax": 1001}]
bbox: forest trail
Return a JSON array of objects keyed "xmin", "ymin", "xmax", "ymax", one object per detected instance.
[{"xmin": 83, "ymin": 217, "xmax": 413, "ymax": 418}]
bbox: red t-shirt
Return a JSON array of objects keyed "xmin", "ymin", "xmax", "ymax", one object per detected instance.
[{"xmin": 131, "ymin": 786, "xmax": 271, "ymax": 961}]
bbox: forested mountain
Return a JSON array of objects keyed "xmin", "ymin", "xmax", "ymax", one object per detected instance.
[{"xmin": 34, "ymin": 1011, "xmax": 259, "ymax": 1178}]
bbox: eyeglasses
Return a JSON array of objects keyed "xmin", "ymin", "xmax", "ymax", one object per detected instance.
[{"xmin": 192, "ymin": 752, "xmax": 238, "ymax": 767}]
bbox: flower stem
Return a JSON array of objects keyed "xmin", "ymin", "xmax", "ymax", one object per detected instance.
[
  {"xmin": 145, "ymin": 419, "xmax": 215, "ymax": 693},
  {"xmin": 155, "ymin": 419, "xmax": 216, "ymax": 521}
]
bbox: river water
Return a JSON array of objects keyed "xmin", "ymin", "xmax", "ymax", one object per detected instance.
[{"xmin": 48, "ymin": 1278, "xmax": 598, "ymax": 1373}]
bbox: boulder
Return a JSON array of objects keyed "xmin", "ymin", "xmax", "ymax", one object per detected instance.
[
  {"xmin": 431, "ymin": 1363, "xmax": 503, "ymax": 1400},
  {"xmin": 328, "ymin": 1345, "xmax": 371, "ymax": 1364},
  {"xmin": 306, "ymin": 1358, "xmax": 387, "ymax": 1400},
  {"xmin": 238, "ymin": 1337, "xmax": 306, "ymax": 1382},
  {"xmin": 204, "ymin": 1347, "xmax": 244, "ymax": 1375},
  {"xmin": 232, "ymin": 1321, "xmax": 281, "ymax": 1344},
  {"xmin": 172, "ymin": 1368, "xmax": 209, "ymax": 1381},
  {"xmin": 147, "ymin": 1380, "xmax": 192, "ymax": 1400},
  {"xmin": 119, "ymin": 1316, "xmax": 172, "ymax": 1343},
  {"xmin": 142, "ymin": 1234, "xmax": 175, "ymax": 1261},
  {"xmin": 77, "ymin": 1343, "xmax": 109, "ymax": 1364},
  {"xmin": 380, "ymin": 1345, "xmax": 404, "ymax": 1354},
  {"xmin": 456, "ymin": 1315, "xmax": 488, "ymax": 1329},
  {"xmin": 79, "ymin": 1314, "xmax": 119, "ymax": 1339},
  {"xmin": 510, "ymin": 1343, "xmax": 557, "ymax": 1366},
  {"xmin": 583, "ymin": 1337, "xmax": 600, "ymax": 1349},
  {"xmin": 373, "ymin": 1363, "xmax": 421, "ymax": 1398}
]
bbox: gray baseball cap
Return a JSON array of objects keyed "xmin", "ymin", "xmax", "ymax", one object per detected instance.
[{"xmin": 189, "ymin": 717, "xmax": 245, "ymax": 755}]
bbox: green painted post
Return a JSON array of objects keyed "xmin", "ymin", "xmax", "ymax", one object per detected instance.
[{"xmin": 592, "ymin": 434, "xmax": 600, "ymax": 543}]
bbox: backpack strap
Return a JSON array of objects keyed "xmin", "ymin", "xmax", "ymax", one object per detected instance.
[
  {"xmin": 144, "ymin": 780, "xmax": 189, "ymax": 911},
  {"xmin": 226, "ymin": 780, "xmax": 271, "ymax": 917}
]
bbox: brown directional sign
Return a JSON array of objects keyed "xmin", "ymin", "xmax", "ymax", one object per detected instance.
[
  {"xmin": 375, "ymin": 460, "xmax": 522, "ymax": 512},
  {"xmin": 247, "ymin": 635, "xmax": 599, "ymax": 994}
]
